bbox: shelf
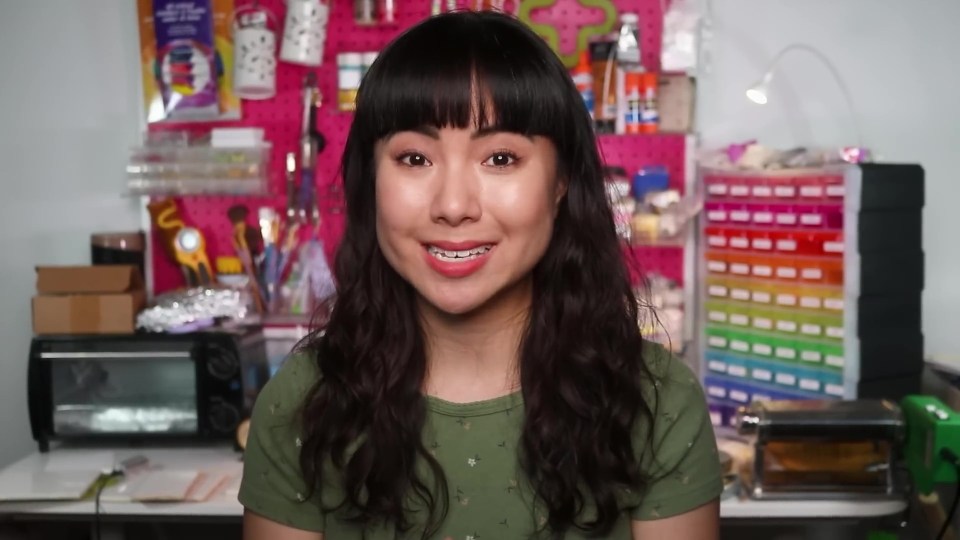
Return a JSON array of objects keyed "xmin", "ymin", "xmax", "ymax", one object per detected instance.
[{"xmin": 126, "ymin": 144, "xmax": 271, "ymax": 196}]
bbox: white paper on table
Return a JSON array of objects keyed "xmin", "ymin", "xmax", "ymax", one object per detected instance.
[
  {"xmin": 184, "ymin": 470, "xmax": 234, "ymax": 502},
  {"xmin": 129, "ymin": 470, "xmax": 201, "ymax": 502}
]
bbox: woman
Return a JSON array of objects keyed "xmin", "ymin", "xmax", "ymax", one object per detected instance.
[{"xmin": 240, "ymin": 10, "xmax": 721, "ymax": 540}]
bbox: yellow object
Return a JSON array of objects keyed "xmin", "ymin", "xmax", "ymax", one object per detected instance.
[{"xmin": 216, "ymin": 256, "xmax": 243, "ymax": 274}]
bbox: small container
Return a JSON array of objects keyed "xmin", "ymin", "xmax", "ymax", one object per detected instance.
[
  {"xmin": 354, "ymin": 0, "xmax": 376, "ymax": 25},
  {"xmin": 91, "ymin": 232, "xmax": 146, "ymax": 279},
  {"xmin": 590, "ymin": 41, "xmax": 617, "ymax": 133},
  {"xmin": 623, "ymin": 71, "xmax": 643, "ymax": 134},
  {"xmin": 640, "ymin": 72, "xmax": 659, "ymax": 134},
  {"xmin": 280, "ymin": 0, "xmax": 330, "ymax": 66},
  {"xmin": 571, "ymin": 50, "xmax": 594, "ymax": 118},
  {"xmin": 361, "ymin": 51, "xmax": 379, "ymax": 78},
  {"xmin": 337, "ymin": 52, "xmax": 364, "ymax": 111},
  {"xmin": 233, "ymin": 5, "xmax": 278, "ymax": 100}
]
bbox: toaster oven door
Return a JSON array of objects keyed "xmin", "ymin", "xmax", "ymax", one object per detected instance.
[{"xmin": 41, "ymin": 343, "xmax": 199, "ymax": 436}]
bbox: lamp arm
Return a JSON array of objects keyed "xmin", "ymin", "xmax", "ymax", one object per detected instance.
[{"xmin": 762, "ymin": 43, "xmax": 864, "ymax": 148}]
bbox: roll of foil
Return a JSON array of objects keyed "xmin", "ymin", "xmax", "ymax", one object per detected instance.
[{"xmin": 137, "ymin": 287, "xmax": 250, "ymax": 332}]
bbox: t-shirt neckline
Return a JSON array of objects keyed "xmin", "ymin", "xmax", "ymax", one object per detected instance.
[{"xmin": 425, "ymin": 390, "xmax": 523, "ymax": 417}]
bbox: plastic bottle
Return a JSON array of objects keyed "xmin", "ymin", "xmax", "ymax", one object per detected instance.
[
  {"xmin": 624, "ymin": 71, "xmax": 643, "ymax": 134},
  {"xmin": 640, "ymin": 72, "xmax": 659, "ymax": 134},
  {"xmin": 572, "ymin": 50, "xmax": 594, "ymax": 119}
]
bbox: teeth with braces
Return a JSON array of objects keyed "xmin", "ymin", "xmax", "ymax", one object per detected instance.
[{"xmin": 427, "ymin": 245, "xmax": 493, "ymax": 260}]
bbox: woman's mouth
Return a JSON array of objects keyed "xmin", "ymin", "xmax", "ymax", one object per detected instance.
[{"xmin": 426, "ymin": 244, "xmax": 494, "ymax": 262}]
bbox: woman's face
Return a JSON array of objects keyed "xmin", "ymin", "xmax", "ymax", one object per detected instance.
[{"xmin": 374, "ymin": 125, "xmax": 563, "ymax": 316}]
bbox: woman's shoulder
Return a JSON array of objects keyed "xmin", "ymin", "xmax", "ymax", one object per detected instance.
[
  {"xmin": 251, "ymin": 349, "xmax": 321, "ymax": 426},
  {"xmin": 642, "ymin": 341, "xmax": 702, "ymax": 399}
]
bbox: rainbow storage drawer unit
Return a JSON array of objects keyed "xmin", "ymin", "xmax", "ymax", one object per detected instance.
[{"xmin": 700, "ymin": 163, "xmax": 925, "ymax": 428}]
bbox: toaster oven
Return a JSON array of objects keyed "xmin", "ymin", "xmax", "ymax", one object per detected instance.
[{"xmin": 28, "ymin": 330, "xmax": 270, "ymax": 452}]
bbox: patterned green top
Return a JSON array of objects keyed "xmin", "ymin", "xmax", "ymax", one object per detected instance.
[{"xmin": 239, "ymin": 344, "xmax": 722, "ymax": 539}]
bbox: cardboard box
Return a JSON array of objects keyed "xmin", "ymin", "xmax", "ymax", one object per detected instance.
[{"xmin": 32, "ymin": 266, "xmax": 146, "ymax": 335}]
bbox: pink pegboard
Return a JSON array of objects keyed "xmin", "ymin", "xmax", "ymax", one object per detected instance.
[{"xmin": 149, "ymin": 0, "xmax": 679, "ymax": 293}]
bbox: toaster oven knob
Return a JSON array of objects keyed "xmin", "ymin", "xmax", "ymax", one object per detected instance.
[
  {"xmin": 208, "ymin": 402, "xmax": 241, "ymax": 434},
  {"xmin": 206, "ymin": 343, "xmax": 239, "ymax": 380}
]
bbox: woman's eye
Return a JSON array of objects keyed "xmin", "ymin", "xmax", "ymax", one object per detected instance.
[
  {"xmin": 483, "ymin": 152, "xmax": 518, "ymax": 168},
  {"xmin": 397, "ymin": 152, "xmax": 431, "ymax": 167}
]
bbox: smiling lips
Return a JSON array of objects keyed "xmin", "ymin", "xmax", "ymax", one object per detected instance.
[{"xmin": 422, "ymin": 241, "xmax": 496, "ymax": 278}]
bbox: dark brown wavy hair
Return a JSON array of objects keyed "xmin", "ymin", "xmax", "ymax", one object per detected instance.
[{"xmin": 299, "ymin": 10, "xmax": 654, "ymax": 538}]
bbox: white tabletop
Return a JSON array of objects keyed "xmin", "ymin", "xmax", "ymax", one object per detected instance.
[{"xmin": 0, "ymin": 446, "xmax": 907, "ymax": 520}]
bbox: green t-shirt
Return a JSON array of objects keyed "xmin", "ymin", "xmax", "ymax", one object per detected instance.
[{"xmin": 239, "ymin": 344, "xmax": 722, "ymax": 539}]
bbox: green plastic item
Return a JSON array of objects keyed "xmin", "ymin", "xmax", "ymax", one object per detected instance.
[
  {"xmin": 517, "ymin": 0, "xmax": 618, "ymax": 68},
  {"xmin": 901, "ymin": 395, "xmax": 960, "ymax": 495}
]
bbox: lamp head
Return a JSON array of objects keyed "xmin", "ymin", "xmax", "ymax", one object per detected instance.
[{"xmin": 745, "ymin": 80, "xmax": 770, "ymax": 105}]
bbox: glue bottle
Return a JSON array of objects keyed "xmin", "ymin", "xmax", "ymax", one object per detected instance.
[{"xmin": 572, "ymin": 50, "xmax": 594, "ymax": 119}]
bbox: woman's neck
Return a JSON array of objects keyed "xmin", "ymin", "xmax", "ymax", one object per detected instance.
[{"xmin": 419, "ymin": 281, "xmax": 531, "ymax": 403}]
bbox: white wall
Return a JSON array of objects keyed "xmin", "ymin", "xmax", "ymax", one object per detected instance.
[
  {"xmin": 697, "ymin": 0, "xmax": 960, "ymax": 358},
  {"xmin": 0, "ymin": 1, "xmax": 142, "ymax": 467}
]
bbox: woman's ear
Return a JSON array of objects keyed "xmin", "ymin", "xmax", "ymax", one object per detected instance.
[{"xmin": 554, "ymin": 177, "xmax": 568, "ymax": 205}]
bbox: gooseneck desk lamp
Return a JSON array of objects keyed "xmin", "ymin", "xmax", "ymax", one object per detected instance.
[{"xmin": 745, "ymin": 43, "xmax": 864, "ymax": 150}]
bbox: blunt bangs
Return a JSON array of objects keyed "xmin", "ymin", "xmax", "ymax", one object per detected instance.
[{"xmin": 354, "ymin": 12, "xmax": 579, "ymax": 144}]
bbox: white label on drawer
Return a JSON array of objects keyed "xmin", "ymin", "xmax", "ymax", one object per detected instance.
[
  {"xmin": 801, "ymin": 268, "xmax": 824, "ymax": 280},
  {"xmin": 801, "ymin": 185, "xmax": 824, "ymax": 197},
  {"xmin": 753, "ymin": 238, "xmax": 773, "ymax": 250},
  {"xmin": 707, "ymin": 260, "xmax": 727, "ymax": 272},
  {"xmin": 776, "ymin": 347, "xmax": 797, "ymax": 360},
  {"xmin": 800, "ymin": 296, "xmax": 822, "ymax": 309},
  {"xmin": 708, "ymin": 386, "xmax": 727, "ymax": 398},
  {"xmin": 826, "ymin": 355, "xmax": 845, "ymax": 368},
  {"xmin": 777, "ymin": 266, "xmax": 798, "ymax": 279},
  {"xmin": 708, "ymin": 311, "xmax": 727, "ymax": 322},
  {"xmin": 730, "ymin": 237, "xmax": 749, "ymax": 249},
  {"xmin": 708, "ymin": 236, "xmax": 727, "ymax": 247},
  {"xmin": 801, "ymin": 323, "xmax": 822, "ymax": 336},
  {"xmin": 776, "ymin": 373, "xmax": 797, "ymax": 385},
  {"xmin": 753, "ymin": 265, "xmax": 773, "ymax": 277},
  {"xmin": 776, "ymin": 239, "xmax": 798, "ymax": 252},
  {"xmin": 708, "ymin": 210, "xmax": 728, "ymax": 221},
  {"xmin": 730, "ymin": 390, "xmax": 750, "ymax": 403},
  {"xmin": 801, "ymin": 213, "xmax": 823, "ymax": 225},
  {"xmin": 731, "ymin": 185, "xmax": 750, "ymax": 197},
  {"xmin": 824, "ymin": 298, "xmax": 844, "ymax": 311},
  {"xmin": 730, "ymin": 314, "xmax": 749, "ymax": 326},
  {"xmin": 801, "ymin": 350, "xmax": 822, "ymax": 363},
  {"xmin": 827, "ymin": 185, "xmax": 845, "ymax": 197},
  {"xmin": 777, "ymin": 320, "xmax": 798, "ymax": 333},
  {"xmin": 776, "ymin": 213, "xmax": 798, "ymax": 225},
  {"xmin": 708, "ymin": 184, "xmax": 728, "ymax": 195},
  {"xmin": 753, "ymin": 186, "xmax": 773, "ymax": 197},
  {"xmin": 731, "ymin": 210, "xmax": 751, "ymax": 222},
  {"xmin": 730, "ymin": 263, "xmax": 750, "ymax": 275},
  {"xmin": 709, "ymin": 285, "xmax": 728, "ymax": 297},
  {"xmin": 824, "ymin": 241, "xmax": 844, "ymax": 253},
  {"xmin": 752, "ymin": 368, "xmax": 772, "ymax": 381},
  {"xmin": 777, "ymin": 294, "xmax": 797, "ymax": 306},
  {"xmin": 753, "ymin": 343, "xmax": 772, "ymax": 356},
  {"xmin": 753, "ymin": 317, "xmax": 773, "ymax": 330},
  {"xmin": 826, "ymin": 326, "xmax": 844, "ymax": 338},
  {"xmin": 775, "ymin": 186, "xmax": 797, "ymax": 197},
  {"xmin": 728, "ymin": 365, "xmax": 747, "ymax": 377},
  {"xmin": 730, "ymin": 340, "xmax": 750, "ymax": 352},
  {"xmin": 799, "ymin": 378, "xmax": 821, "ymax": 391},
  {"xmin": 753, "ymin": 211, "xmax": 774, "ymax": 223},
  {"xmin": 710, "ymin": 411, "xmax": 722, "ymax": 426},
  {"xmin": 708, "ymin": 360, "xmax": 727, "ymax": 372},
  {"xmin": 708, "ymin": 336, "xmax": 728, "ymax": 348},
  {"xmin": 752, "ymin": 291, "xmax": 772, "ymax": 304},
  {"xmin": 826, "ymin": 384, "xmax": 845, "ymax": 397},
  {"xmin": 731, "ymin": 288, "xmax": 750, "ymax": 301}
]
